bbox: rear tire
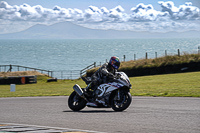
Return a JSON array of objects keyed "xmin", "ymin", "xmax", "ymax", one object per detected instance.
[
  {"xmin": 68, "ymin": 91, "xmax": 86, "ymax": 111},
  {"xmin": 111, "ymin": 91, "xmax": 132, "ymax": 112}
]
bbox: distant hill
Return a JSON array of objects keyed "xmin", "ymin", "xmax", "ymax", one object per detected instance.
[{"xmin": 0, "ymin": 21, "xmax": 199, "ymax": 39}]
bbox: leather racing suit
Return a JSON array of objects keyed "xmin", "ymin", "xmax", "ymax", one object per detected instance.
[{"xmin": 91, "ymin": 63, "xmax": 116, "ymax": 88}]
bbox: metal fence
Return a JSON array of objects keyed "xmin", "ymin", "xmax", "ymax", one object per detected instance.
[
  {"xmin": 53, "ymin": 62, "xmax": 98, "ymax": 79},
  {"xmin": 53, "ymin": 70, "xmax": 81, "ymax": 79},
  {"xmin": 0, "ymin": 65, "xmax": 53, "ymax": 77},
  {"xmin": 0, "ymin": 64, "xmax": 97, "ymax": 80}
]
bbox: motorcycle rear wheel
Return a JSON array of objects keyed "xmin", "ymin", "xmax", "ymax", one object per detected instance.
[
  {"xmin": 68, "ymin": 91, "xmax": 87, "ymax": 111},
  {"xmin": 111, "ymin": 91, "xmax": 132, "ymax": 112}
]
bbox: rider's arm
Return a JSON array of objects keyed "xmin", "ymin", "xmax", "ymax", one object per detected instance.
[
  {"xmin": 100, "ymin": 64, "xmax": 115, "ymax": 78},
  {"xmin": 100, "ymin": 64, "xmax": 110, "ymax": 75}
]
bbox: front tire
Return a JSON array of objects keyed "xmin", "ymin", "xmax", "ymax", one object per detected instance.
[
  {"xmin": 68, "ymin": 91, "xmax": 87, "ymax": 111},
  {"xmin": 111, "ymin": 91, "xmax": 132, "ymax": 112}
]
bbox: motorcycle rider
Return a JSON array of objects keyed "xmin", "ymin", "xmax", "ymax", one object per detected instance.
[{"xmin": 86, "ymin": 56, "xmax": 121, "ymax": 107}]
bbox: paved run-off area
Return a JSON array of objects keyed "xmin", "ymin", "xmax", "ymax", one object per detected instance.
[{"xmin": 0, "ymin": 96, "xmax": 199, "ymax": 133}]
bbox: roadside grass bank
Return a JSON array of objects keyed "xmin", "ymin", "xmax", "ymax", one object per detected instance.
[
  {"xmin": 120, "ymin": 53, "xmax": 200, "ymax": 69},
  {"xmin": 132, "ymin": 71, "xmax": 200, "ymax": 97},
  {"xmin": 0, "ymin": 71, "xmax": 200, "ymax": 97},
  {"xmin": 87, "ymin": 53, "xmax": 200, "ymax": 77},
  {"xmin": 0, "ymin": 76, "xmax": 85, "ymax": 97}
]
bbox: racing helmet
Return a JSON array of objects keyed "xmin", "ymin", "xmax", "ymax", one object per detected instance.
[{"xmin": 109, "ymin": 56, "xmax": 120, "ymax": 69}]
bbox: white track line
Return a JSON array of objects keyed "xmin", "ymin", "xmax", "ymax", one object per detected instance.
[{"xmin": 0, "ymin": 122, "xmax": 106, "ymax": 133}]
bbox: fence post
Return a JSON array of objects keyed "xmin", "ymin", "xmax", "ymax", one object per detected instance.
[
  {"xmin": 8, "ymin": 64, "xmax": 12, "ymax": 72},
  {"xmin": 134, "ymin": 54, "xmax": 136, "ymax": 61},
  {"xmin": 155, "ymin": 52, "xmax": 157, "ymax": 58},
  {"xmin": 123, "ymin": 55, "xmax": 126, "ymax": 62},
  {"xmin": 145, "ymin": 52, "xmax": 148, "ymax": 59},
  {"xmin": 94, "ymin": 62, "xmax": 96, "ymax": 67},
  {"xmin": 178, "ymin": 49, "xmax": 180, "ymax": 56},
  {"xmin": 198, "ymin": 46, "xmax": 200, "ymax": 54},
  {"xmin": 165, "ymin": 50, "xmax": 167, "ymax": 56}
]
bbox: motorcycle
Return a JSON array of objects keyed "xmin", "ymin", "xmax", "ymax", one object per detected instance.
[{"xmin": 68, "ymin": 72, "xmax": 132, "ymax": 111}]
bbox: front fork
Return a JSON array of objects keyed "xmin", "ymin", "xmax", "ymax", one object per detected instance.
[
  {"xmin": 117, "ymin": 89, "xmax": 121, "ymax": 100},
  {"xmin": 85, "ymin": 82, "xmax": 92, "ymax": 91},
  {"xmin": 116, "ymin": 89, "xmax": 129, "ymax": 101}
]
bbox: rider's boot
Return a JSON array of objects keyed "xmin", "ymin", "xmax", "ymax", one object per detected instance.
[
  {"xmin": 86, "ymin": 83, "xmax": 98, "ymax": 107},
  {"xmin": 86, "ymin": 96, "xmax": 98, "ymax": 107}
]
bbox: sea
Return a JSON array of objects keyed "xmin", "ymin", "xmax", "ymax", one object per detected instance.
[{"xmin": 0, "ymin": 38, "xmax": 200, "ymax": 78}]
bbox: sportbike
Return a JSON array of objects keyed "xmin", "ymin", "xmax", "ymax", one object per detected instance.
[{"xmin": 68, "ymin": 72, "xmax": 132, "ymax": 111}]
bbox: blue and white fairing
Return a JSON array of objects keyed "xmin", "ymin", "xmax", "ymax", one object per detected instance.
[
  {"xmin": 96, "ymin": 72, "xmax": 131, "ymax": 97},
  {"xmin": 115, "ymin": 72, "xmax": 131, "ymax": 87}
]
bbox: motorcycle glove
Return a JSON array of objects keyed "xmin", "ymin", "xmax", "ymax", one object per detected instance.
[{"xmin": 108, "ymin": 73, "xmax": 115, "ymax": 79}]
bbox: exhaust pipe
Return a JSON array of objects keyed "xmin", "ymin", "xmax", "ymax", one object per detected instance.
[
  {"xmin": 73, "ymin": 84, "xmax": 88, "ymax": 102},
  {"xmin": 73, "ymin": 84, "xmax": 84, "ymax": 97}
]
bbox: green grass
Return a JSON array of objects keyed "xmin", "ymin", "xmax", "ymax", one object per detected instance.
[
  {"xmin": 88, "ymin": 53, "xmax": 200, "ymax": 73},
  {"xmin": 0, "ymin": 76, "xmax": 86, "ymax": 97},
  {"xmin": 0, "ymin": 72, "xmax": 200, "ymax": 97},
  {"xmin": 120, "ymin": 53, "xmax": 200, "ymax": 70},
  {"xmin": 130, "ymin": 71, "xmax": 200, "ymax": 97}
]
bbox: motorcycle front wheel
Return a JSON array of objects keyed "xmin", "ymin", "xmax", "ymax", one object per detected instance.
[
  {"xmin": 68, "ymin": 91, "xmax": 87, "ymax": 111},
  {"xmin": 111, "ymin": 91, "xmax": 132, "ymax": 112}
]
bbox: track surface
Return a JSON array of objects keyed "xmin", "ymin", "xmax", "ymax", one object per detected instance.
[{"xmin": 0, "ymin": 96, "xmax": 199, "ymax": 133}]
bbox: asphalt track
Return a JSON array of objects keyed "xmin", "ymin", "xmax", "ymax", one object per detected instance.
[{"xmin": 0, "ymin": 96, "xmax": 199, "ymax": 133}]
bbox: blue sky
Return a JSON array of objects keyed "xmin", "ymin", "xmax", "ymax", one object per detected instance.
[
  {"xmin": 1, "ymin": 0, "xmax": 200, "ymax": 34},
  {"xmin": 5, "ymin": 0, "xmax": 200, "ymax": 10}
]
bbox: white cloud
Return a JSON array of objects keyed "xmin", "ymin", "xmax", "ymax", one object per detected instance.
[
  {"xmin": 158, "ymin": 1, "xmax": 200, "ymax": 20},
  {"xmin": 0, "ymin": 1, "xmax": 200, "ymax": 34},
  {"xmin": 130, "ymin": 3, "xmax": 162, "ymax": 21}
]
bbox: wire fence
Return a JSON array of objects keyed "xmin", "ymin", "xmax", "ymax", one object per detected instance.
[{"xmin": 121, "ymin": 47, "xmax": 200, "ymax": 62}]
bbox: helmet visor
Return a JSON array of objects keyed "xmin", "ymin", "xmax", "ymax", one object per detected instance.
[{"xmin": 112, "ymin": 61, "xmax": 120, "ymax": 69}]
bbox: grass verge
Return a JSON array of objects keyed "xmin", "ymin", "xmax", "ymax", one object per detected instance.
[
  {"xmin": 131, "ymin": 71, "xmax": 200, "ymax": 97},
  {"xmin": 87, "ymin": 53, "xmax": 200, "ymax": 75},
  {"xmin": 0, "ymin": 76, "xmax": 85, "ymax": 97},
  {"xmin": 0, "ymin": 71, "xmax": 200, "ymax": 97}
]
